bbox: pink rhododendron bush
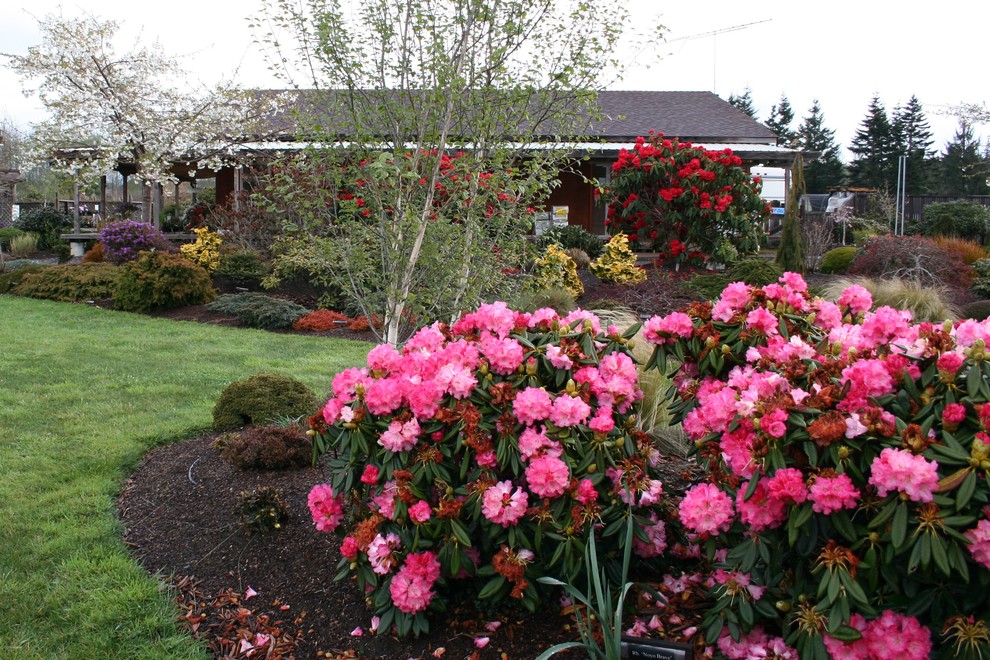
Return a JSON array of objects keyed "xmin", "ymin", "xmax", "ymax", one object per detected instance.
[
  {"xmin": 306, "ymin": 303, "xmax": 666, "ymax": 637},
  {"xmin": 642, "ymin": 272, "xmax": 990, "ymax": 658}
]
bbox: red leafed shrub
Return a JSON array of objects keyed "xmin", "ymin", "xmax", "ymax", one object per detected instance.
[
  {"xmin": 848, "ymin": 234, "xmax": 973, "ymax": 289},
  {"xmin": 293, "ymin": 309, "xmax": 353, "ymax": 332},
  {"xmin": 347, "ymin": 316, "xmax": 371, "ymax": 331}
]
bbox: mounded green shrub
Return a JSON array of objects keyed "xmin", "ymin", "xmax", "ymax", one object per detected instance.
[
  {"xmin": 10, "ymin": 263, "xmax": 121, "ymax": 302},
  {"xmin": 214, "ymin": 251, "xmax": 268, "ymax": 282},
  {"xmin": 220, "ymin": 424, "xmax": 313, "ymax": 470},
  {"xmin": 212, "ymin": 372, "xmax": 319, "ymax": 432},
  {"xmin": 0, "ymin": 264, "xmax": 47, "ymax": 293},
  {"xmin": 14, "ymin": 206, "xmax": 73, "ymax": 250},
  {"xmin": 818, "ymin": 245, "xmax": 860, "ymax": 274},
  {"xmin": 114, "ymin": 251, "xmax": 217, "ymax": 312},
  {"xmin": 727, "ymin": 257, "xmax": 783, "ymax": 287},
  {"xmin": 538, "ymin": 224, "xmax": 605, "ymax": 259},
  {"xmin": 685, "ymin": 273, "xmax": 731, "ymax": 301},
  {"xmin": 921, "ymin": 200, "xmax": 990, "ymax": 241},
  {"xmin": 0, "ymin": 227, "xmax": 25, "ymax": 249},
  {"xmin": 206, "ymin": 292, "xmax": 309, "ymax": 330}
]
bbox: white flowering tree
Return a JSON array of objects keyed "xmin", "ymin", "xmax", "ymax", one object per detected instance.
[
  {"xmin": 2, "ymin": 11, "xmax": 278, "ymax": 223},
  {"xmin": 254, "ymin": 0, "xmax": 648, "ymax": 345}
]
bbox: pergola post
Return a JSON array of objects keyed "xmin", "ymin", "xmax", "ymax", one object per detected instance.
[{"xmin": 99, "ymin": 175, "xmax": 107, "ymax": 223}]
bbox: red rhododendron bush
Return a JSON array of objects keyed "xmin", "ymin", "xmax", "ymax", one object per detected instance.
[
  {"xmin": 306, "ymin": 303, "xmax": 666, "ymax": 637},
  {"xmin": 643, "ymin": 272, "xmax": 990, "ymax": 658},
  {"xmin": 605, "ymin": 133, "xmax": 768, "ymax": 268}
]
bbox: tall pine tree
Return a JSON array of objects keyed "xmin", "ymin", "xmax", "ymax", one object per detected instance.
[
  {"xmin": 798, "ymin": 99, "xmax": 844, "ymax": 193},
  {"xmin": 939, "ymin": 120, "xmax": 990, "ymax": 195},
  {"xmin": 848, "ymin": 95, "xmax": 899, "ymax": 191},
  {"xmin": 892, "ymin": 95, "xmax": 935, "ymax": 194},
  {"xmin": 727, "ymin": 86, "xmax": 757, "ymax": 119},
  {"xmin": 765, "ymin": 93, "xmax": 797, "ymax": 147}
]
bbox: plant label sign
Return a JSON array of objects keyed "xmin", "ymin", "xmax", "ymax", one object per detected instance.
[{"xmin": 620, "ymin": 636, "xmax": 692, "ymax": 660}]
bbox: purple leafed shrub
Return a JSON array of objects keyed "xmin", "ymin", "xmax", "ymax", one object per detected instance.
[{"xmin": 99, "ymin": 220, "xmax": 174, "ymax": 264}]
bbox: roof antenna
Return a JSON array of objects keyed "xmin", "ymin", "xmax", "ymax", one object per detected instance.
[{"xmin": 664, "ymin": 19, "xmax": 771, "ymax": 92}]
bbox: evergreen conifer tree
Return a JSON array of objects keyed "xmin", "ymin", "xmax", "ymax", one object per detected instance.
[
  {"xmin": 939, "ymin": 120, "xmax": 990, "ymax": 195},
  {"xmin": 848, "ymin": 95, "xmax": 899, "ymax": 191},
  {"xmin": 776, "ymin": 153, "xmax": 806, "ymax": 274},
  {"xmin": 892, "ymin": 95, "xmax": 935, "ymax": 194},
  {"xmin": 798, "ymin": 99, "xmax": 844, "ymax": 193},
  {"xmin": 727, "ymin": 86, "xmax": 758, "ymax": 119},
  {"xmin": 765, "ymin": 93, "xmax": 797, "ymax": 147}
]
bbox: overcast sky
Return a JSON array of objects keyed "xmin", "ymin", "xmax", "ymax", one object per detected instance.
[{"xmin": 1, "ymin": 1, "xmax": 986, "ymax": 160}]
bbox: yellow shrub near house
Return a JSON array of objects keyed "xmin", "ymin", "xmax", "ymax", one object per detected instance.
[
  {"xmin": 531, "ymin": 243, "xmax": 583, "ymax": 298},
  {"xmin": 590, "ymin": 233, "xmax": 646, "ymax": 284}
]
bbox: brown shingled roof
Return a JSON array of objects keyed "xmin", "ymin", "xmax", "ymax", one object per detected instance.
[
  {"xmin": 254, "ymin": 89, "xmax": 778, "ymax": 145},
  {"xmin": 593, "ymin": 91, "xmax": 778, "ymax": 143}
]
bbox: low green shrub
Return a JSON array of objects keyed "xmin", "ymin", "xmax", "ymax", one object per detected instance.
[
  {"xmin": 538, "ymin": 224, "xmax": 605, "ymax": 259},
  {"xmin": 52, "ymin": 243, "xmax": 72, "ymax": 264},
  {"xmin": 684, "ymin": 273, "xmax": 731, "ymax": 300},
  {"xmin": 0, "ymin": 264, "xmax": 47, "ymax": 293},
  {"xmin": 113, "ymin": 251, "xmax": 216, "ymax": 312},
  {"xmin": 206, "ymin": 292, "xmax": 309, "ymax": 330},
  {"xmin": 10, "ymin": 263, "xmax": 121, "ymax": 302},
  {"xmin": 212, "ymin": 372, "xmax": 318, "ymax": 432},
  {"xmin": 214, "ymin": 251, "xmax": 268, "ymax": 282},
  {"xmin": 961, "ymin": 299, "xmax": 990, "ymax": 320},
  {"xmin": 818, "ymin": 245, "xmax": 860, "ymax": 273},
  {"xmin": 14, "ymin": 207, "xmax": 72, "ymax": 249},
  {"xmin": 220, "ymin": 424, "xmax": 313, "ymax": 470},
  {"xmin": 727, "ymin": 257, "xmax": 783, "ymax": 286},
  {"xmin": 235, "ymin": 486, "xmax": 289, "ymax": 533},
  {"xmin": 0, "ymin": 227, "xmax": 25, "ymax": 249},
  {"xmin": 921, "ymin": 200, "xmax": 990, "ymax": 241}
]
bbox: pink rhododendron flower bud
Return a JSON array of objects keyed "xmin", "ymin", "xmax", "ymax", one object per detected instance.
[
  {"xmin": 366, "ymin": 343, "xmax": 402, "ymax": 373},
  {"xmin": 481, "ymin": 480, "xmax": 529, "ymax": 527},
  {"xmin": 513, "ymin": 387, "xmax": 553, "ymax": 425},
  {"xmin": 643, "ymin": 311, "xmax": 694, "ymax": 345},
  {"xmin": 408, "ymin": 500, "xmax": 432, "ymax": 524},
  {"xmin": 340, "ymin": 536, "xmax": 359, "ymax": 560},
  {"xmin": 765, "ymin": 468, "xmax": 808, "ymax": 505},
  {"xmin": 808, "ymin": 473, "xmax": 860, "ymax": 514},
  {"xmin": 838, "ymin": 284, "xmax": 872, "ymax": 315},
  {"xmin": 588, "ymin": 405, "xmax": 615, "ymax": 433},
  {"xmin": 360, "ymin": 464, "xmax": 380, "ymax": 485},
  {"xmin": 869, "ymin": 448, "xmax": 939, "ymax": 502},
  {"xmin": 745, "ymin": 307, "xmax": 780, "ymax": 336},
  {"xmin": 475, "ymin": 449, "xmax": 497, "ymax": 469},
  {"xmin": 760, "ymin": 408, "xmax": 788, "ymax": 439},
  {"xmin": 943, "ymin": 402, "xmax": 967, "ymax": 428},
  {"xmin": 678, "ymin": 482, "xmax": 734, "ymax": 535},
  {"xmin": 526, "ymin": 455, "xmax": 570, "ymax": 498},
  {"xmin": 549, "ymin": 394, "xmax": 592, "ymax": 427},
  {"xmin": 479, "ymin": 334, "xmax": 525, "ymax": 375},
  {"xmin": 574, "ymin": 478, "xmax": 597, "ymax": 505},
  {"xmin": 937, "ymin": 351, "xmax": 966, "ymax": 376},
  {"xmin": 308, "ymin": 484, "xmax": 344, "ymax": 532},
  {"xmin": 736, "ymin": 479, "xmax": 788, "ymax": 532}
]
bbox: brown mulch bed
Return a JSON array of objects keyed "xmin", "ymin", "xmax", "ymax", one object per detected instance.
[{"xmin": 118, "ymin": 434, "xmax": 699, "ymax": 659}]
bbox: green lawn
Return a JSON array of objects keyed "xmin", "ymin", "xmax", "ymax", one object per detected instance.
[{"xmin": 0, "ymin": 296, "xmax": 370, "ymax": 658}]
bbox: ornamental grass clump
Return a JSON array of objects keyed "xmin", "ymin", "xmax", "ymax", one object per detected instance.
[
  {"xmin": 589, "ymin": 233, "xmax": 646, "ymax": 284},
  {"xmin": 306, "ymin": 303, "xmax": 667, "ymax": 638},
  {"xmin": 642, "ymin": 272, "xmax": 990, "ymax": 657}
]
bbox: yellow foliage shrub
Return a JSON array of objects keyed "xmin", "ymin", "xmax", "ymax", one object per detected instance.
[
  {"xmin": 531, "ymin": 243, "xmax": 583, "ymax": 298},
  {"xmin": 589, "ymin": 233, "xmax": 646, "ymax": 284},
  {"xmin": 179, "ymin": 227, "xmax": 223, "ymax": 271}
]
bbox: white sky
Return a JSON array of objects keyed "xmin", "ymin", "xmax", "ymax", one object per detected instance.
[{"xmin": 1, "ymin": 1, "xmax": 987, "ymax": 159}]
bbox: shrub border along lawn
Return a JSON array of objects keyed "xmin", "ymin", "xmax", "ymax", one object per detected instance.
[{"xmin": 0, "ymin": 296, "xmax": 370, "ymax": 658}]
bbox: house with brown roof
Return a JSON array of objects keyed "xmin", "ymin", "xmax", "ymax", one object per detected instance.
[{"xmin": 211, "ymin": 89, "xmax": 797, "ymax": 236}]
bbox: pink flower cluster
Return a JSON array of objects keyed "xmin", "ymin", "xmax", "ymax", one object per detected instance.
[
  {"xmin": 389, "ymin": 551, "xmax": 441, "ymax": 614},
  {"xmin": 308, "ymin": 484, "xmax": 344, "ymax": 532},
  {"xmin": 868, "ymin": 448, "xmax": 939, "ymax": 502},
  {"xmin": 824, "ymin": 611, "xmax": 932, "ymax": 659}
]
